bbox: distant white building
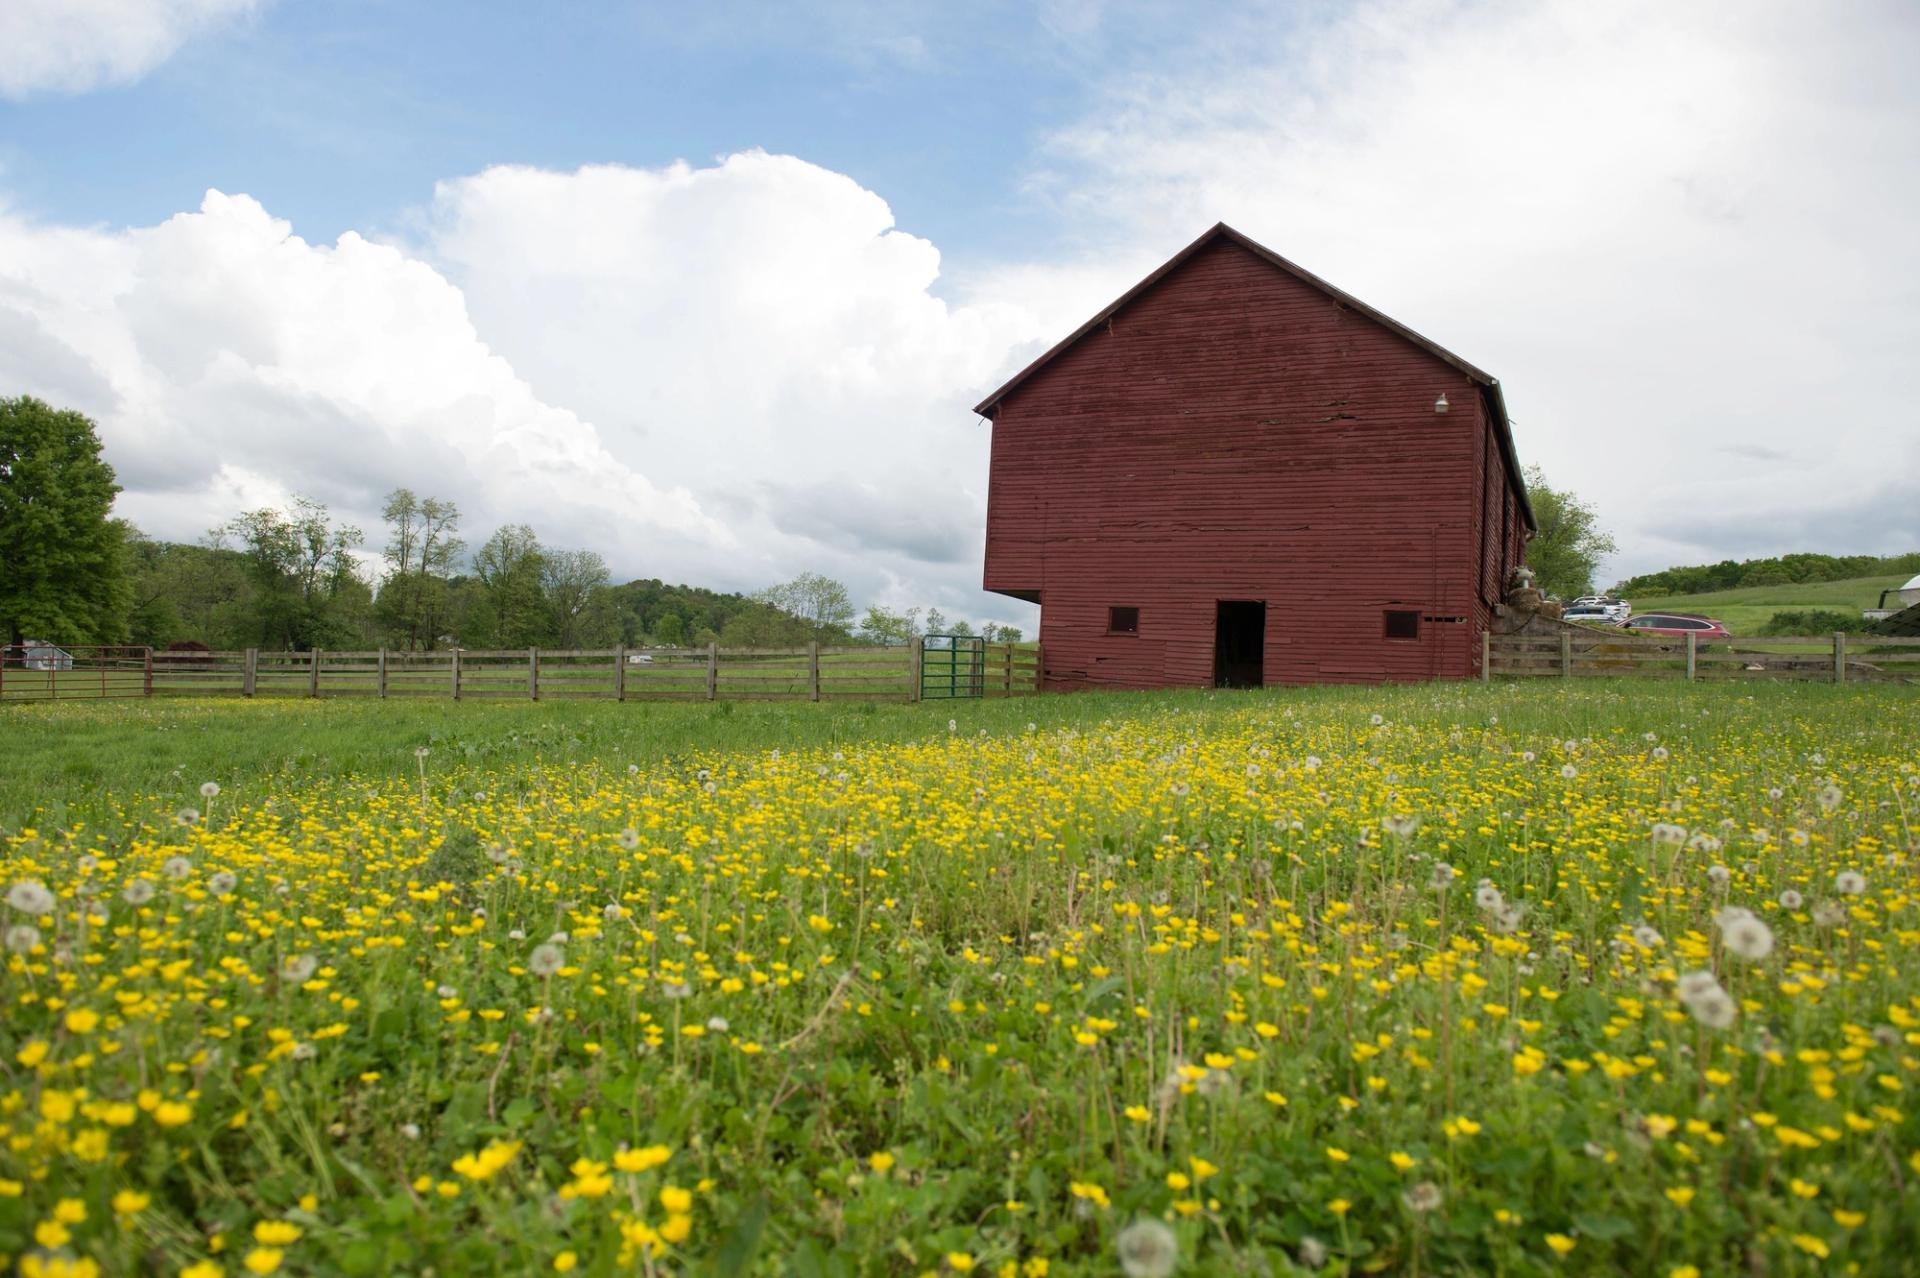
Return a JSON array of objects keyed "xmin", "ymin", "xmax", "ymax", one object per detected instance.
[{"xmin": 19, "ymin": 641, "xmax": 73, "ymax": 670}]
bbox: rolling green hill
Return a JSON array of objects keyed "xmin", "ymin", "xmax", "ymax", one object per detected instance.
[{"xmin": 1629, "ymin": 574, "xmax": 1909, "ymax": 635}]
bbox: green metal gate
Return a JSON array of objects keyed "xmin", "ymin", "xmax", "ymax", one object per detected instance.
[{"xmin": 919, "ymin": 635, "xmax": 986, "ymax": 699}]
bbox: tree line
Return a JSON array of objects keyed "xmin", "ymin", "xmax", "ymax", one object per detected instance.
[
  {"xmin": 1615, "ymin": 551, "xmax": 1920, "ymax": 599},
  {"xmin": 1, "ymin": 395, "xmax": 1021, "ymax": 652}
]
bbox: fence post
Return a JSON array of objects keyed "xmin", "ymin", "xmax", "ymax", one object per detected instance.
[
  {"xmin": 529, "ymin": 647, "xmax": 539, "ymax": 701},
  {"xmin": 1033, "ymin": 645, "xmax": 1043, "ymax": 692},
  {"xmin": 1833, "ymin": 631, "xmax": 1846, "ymax": 684},
  {"xmin": 615, "ymin": 646, "xmax": 626, "ymax": 702},
  {"xmin": 451, "ymin": 648, "xmax": 462, "ymax": 701},
  {"xmin": 244, "ymin": 648, "xmax": 257, "ymax": 697},
  {"xmin": 143, "ymin": 647, "xmax": 153, "ymax": 699},
  {"xmin": 1559, "ymin": 632, "xmax": 1571, "ymax": 679},
  {"xmin": 1686, "ymin": 631, "xmax": 1697, "ymax": 682},
  {"xmin": 808, "ymin": 641, "xmax": 820, "ymax": 702},
  {"xmin": 309, "ymin": 649, "xmax": 322, "ymax": 698},
  {"xmin": 909, "ymin": 635, "xmax": 923, "ymax": 702},
  {"xmin": 1480, "ymin": 630, "xmax": 1491, "ymax": 683},
  {"xmin": 706, "ymin": 641, "xmax": 718, "ymax": 701},
  {"xmin": 378, "ymin": 648, "xmax": 388, "ymax": 699}
]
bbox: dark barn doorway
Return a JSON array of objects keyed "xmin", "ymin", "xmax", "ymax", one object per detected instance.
[{"xmin": 1214, "ymin": 600, "xmax": 1266, "ymax": 688}]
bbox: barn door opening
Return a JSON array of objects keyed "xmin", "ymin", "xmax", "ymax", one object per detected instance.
[{"xmin": 1214, "ymin": 600, "xmax": 1265, "ymax": 688}]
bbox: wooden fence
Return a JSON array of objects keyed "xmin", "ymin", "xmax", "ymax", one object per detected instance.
[
  {"xmin": 1485, "ymin": 630, "xmax": 1920, "ymax": 683},
  {"xmin": 119, "ymin": 639, "xmax": 1041, "ymax": 703}
]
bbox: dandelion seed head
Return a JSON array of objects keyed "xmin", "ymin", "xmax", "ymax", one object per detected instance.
[
  {"xmin": 529, "ymin": 943, "xmax": 565, "ymax": 977},
  {"xmin": 1688, "ymin": 987, "xmax": 1737, "ymax": 1029},
  {"xmin": 1721, "ymin": 915, "xmax": 1774, "ymax": 961},
  {"xmin": 6, "ymin": 880, "xmax": 55, "ymax": 916},
  {"xmin": 1402, "ymin": 1181, "xmax": 1444, "ymax": 1212},
  {"xmin": 1115, "ymin": 1219, "xmax": 1179, "ymax": 1278}
]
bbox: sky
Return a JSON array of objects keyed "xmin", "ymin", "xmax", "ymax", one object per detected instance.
[{"xmin": 2, "ymin": 0, "xmax": 1916, "ymax": 628}]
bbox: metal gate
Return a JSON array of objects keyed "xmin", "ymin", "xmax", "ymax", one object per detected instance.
[
  {"xmin": 1, "ymin": 645, "xmax": 152, "ymax": 702},
  {"xmin": 919, "ymin": 634, "xmax": 986, "ymax": 699}
]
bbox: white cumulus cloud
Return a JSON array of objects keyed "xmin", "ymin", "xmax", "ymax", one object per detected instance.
[
  {"xmin": 0, "ymin": 190, "xmax": 727, "ymax": 575},
  {"xmin": 0, "ymin": 0, "xmax": 261, "ymax": 98},
  {"xmin": 0, "ymin": 155, "xmax": 1053, "ymax": 625},
  {"xmin": 415, "ymin": 150, "xmax": 1050, "ymax": 611}
]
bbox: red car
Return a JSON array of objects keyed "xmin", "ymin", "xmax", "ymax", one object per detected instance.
[{"xmin": 1622, "ymin": 612, "xmax": 1731, "ymax": 639}]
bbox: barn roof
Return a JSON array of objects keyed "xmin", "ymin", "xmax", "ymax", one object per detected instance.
[{"xmin": 973, "ymin": 221, "xmax": 1536, "ymax": 530}]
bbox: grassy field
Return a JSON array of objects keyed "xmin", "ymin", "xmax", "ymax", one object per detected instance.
[
  {"xmin": 3, "ymin": 683, "xmax": 1918, "ymax": 1276},
  {"xmin": 1631, "ymin": 574, "xmax": 1910, "ymax": 635}
]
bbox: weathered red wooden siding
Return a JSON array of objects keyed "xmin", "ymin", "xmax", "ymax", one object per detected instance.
[{"xmin": 984, "ymin": 236, "xmax": 1518, "ymax": 688}]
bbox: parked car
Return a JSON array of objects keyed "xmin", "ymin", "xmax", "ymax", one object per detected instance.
[
  {"xmin": 1622, "ymin": 613, "xmax": 1730, "ymax": 640},
  {"xmin": 1569, "ymin": 596, "xmax": 1631, "ymax": 623}
]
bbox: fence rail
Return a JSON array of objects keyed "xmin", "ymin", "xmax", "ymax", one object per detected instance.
[
  {"xmin": 0, "ymin": 639, "xmax": 1041, "ymax": 704},
  {"xmin": 1485, "ymin": 630, "xmax": 1920, "ymax": 683}
]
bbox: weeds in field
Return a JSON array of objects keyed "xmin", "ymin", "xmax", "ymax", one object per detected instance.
[{"xmin": 1, "ymin": 686, "xmax": 1917, "ymax": 1275}]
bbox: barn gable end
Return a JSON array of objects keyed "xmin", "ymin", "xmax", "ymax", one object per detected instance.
[{"xmin": 978, "ymin": 224, "xmax": 1531, "ymax": 688}]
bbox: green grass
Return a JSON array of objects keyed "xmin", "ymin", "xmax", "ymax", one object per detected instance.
[
  {"xmin": 1631, "ymin": 574, "xmax": 1909, "ymax": 635},
  {"xmin": 4, "ymin": 683, "xmax": 1918, "ymax": 1275},
  {"xmin": 1, "ymin": 682, "xmax": 1907, "ymax": 828}
]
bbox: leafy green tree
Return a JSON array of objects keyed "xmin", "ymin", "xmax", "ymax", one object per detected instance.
[
  {"xmin": 216, "ymin": 497, "xmax": 365, "ymax": 649},
  {"xmin": 1522, "ymin": 466, "xmax": 1617, "ymax": 600},
  {"xmin": 0, "ymin": 396, "xmax": 130, "ymax": 646},
  {"xmin": 542, "ymin": 548, "xmax": 610, "ymax": 648},
  {"xmin": 123, "ymin": 533, "xmax": 258, "ymax": 647},
  {"xmin": 857, "ymin": 604, "xmax": 919, "ymax": 646},
  {"xmin": 756, "ymin": 572, "xmax": 855, "ymax": 643},
  {"xmin": 469, "ymin": 524, "xmax": 550, "ymax": 646},
  {"xmin": 376, "ymin": 489, "xmax": 463, "ymax": 650}
]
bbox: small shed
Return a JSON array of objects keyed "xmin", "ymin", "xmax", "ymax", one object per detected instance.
[{"xmin": 976, "ymin": 222, "xmax": 1534, "ymax": 688}]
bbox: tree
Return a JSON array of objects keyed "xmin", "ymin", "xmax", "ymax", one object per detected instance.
[
  {"xmin": 470, "ymin": 524, "xmax": 549, "ymax": 646},
  {"xmin": 857, "ymin": 604, "xmax": 919, "ymax": 646},
  {"xmin": 123, "ymin": 533, "xmax": 255, "ymax": 648},
  {"xmin": 215, "ymin": 496, "xmax": 365, "ymax": 649},
  {"xmin": 756, "ymin": 572, "xmax": 855, "ymax": 643},
  {"xmin": 0, "ymin": 396, "xmax": 130, "ymax": 645},
  {"xmin": 542, "ymin": 548, "xmax": 610, "ymax": 648},
  {"xmin": 376, "ymin": 489, "xmax": 463, "ymax": 650},
  {"xmin": 1523, "ymin": 465, "xmax": 1617, "ymax": 600}
]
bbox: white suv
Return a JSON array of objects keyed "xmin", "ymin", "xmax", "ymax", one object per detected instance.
[{"xmin": 1567, "ymin": 596, "xmax": 1631, "ymax": 624}]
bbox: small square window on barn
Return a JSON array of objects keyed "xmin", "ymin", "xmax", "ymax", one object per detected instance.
[
  {"xmin": 1383, "ymin": 609, "xmax": 1421, "ymax": 640},
  {"xmin": 1108, "ymin": 606, "xmax": 1140, "ymax": 635}
]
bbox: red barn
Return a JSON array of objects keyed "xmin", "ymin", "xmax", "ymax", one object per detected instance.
[{"xmin": 977, "ymin": 222, "xmax": 1534, "ymax": 688}]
